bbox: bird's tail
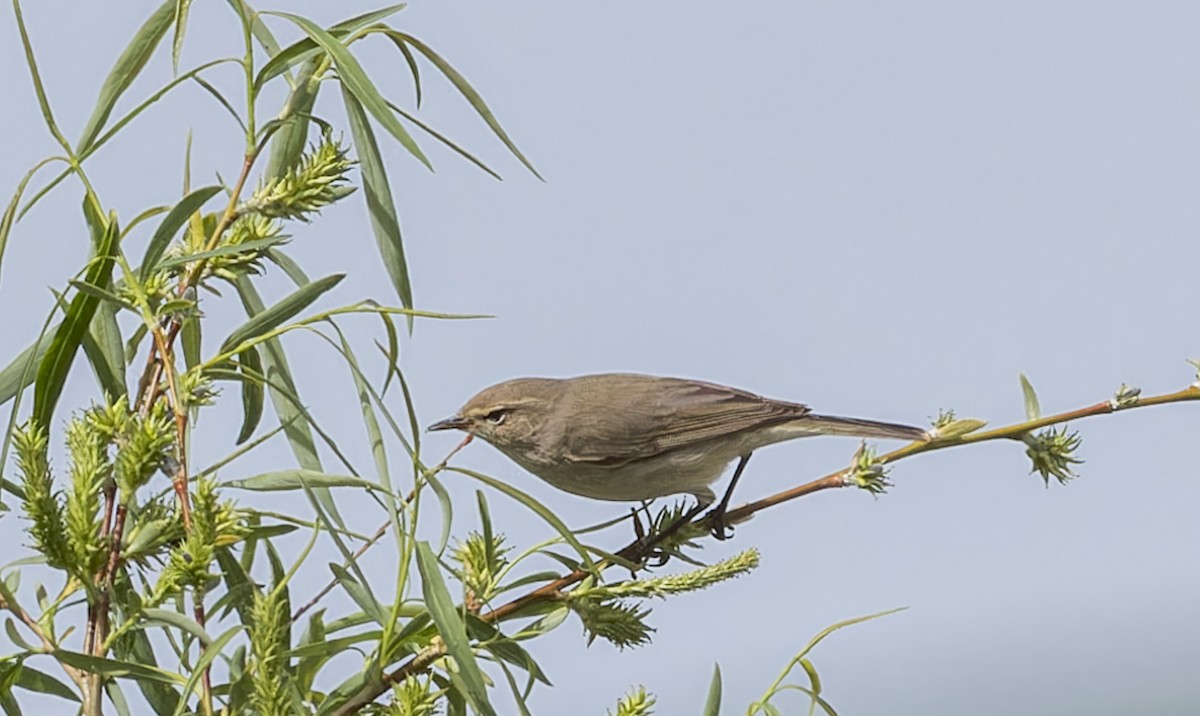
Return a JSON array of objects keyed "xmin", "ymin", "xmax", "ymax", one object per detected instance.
[{"xmin": 798, "ymin": 414, "xmax": 928, "ymax": 441}]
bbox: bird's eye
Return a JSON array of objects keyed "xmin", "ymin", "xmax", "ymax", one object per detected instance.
[{"xmin": 484, "ymin": 409, "xmax": 508, "ymax": 425}]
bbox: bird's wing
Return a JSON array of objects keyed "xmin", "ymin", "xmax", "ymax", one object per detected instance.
[{"xmin": 557, "ymin": 374, "xmax": 809, "ymax": 465}]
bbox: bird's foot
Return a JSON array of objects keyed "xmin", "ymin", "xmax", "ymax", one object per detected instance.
[{"xmin": 704, "ymin": 505, "xmax": 736, "ymax": 541}]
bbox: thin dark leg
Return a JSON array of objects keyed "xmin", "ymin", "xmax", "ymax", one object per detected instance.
[{"xmin": 707, "ymin": 453, "xmax": 752, "ymax": 540}]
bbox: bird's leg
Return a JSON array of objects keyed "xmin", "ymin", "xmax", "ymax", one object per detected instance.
[
  {"xmin": 705, "ymin": 453, "xmax": 752, "ymax": 540},
  {"xmin": 632, "ymin": 505, "xmax": 646, "ymax": 542}
]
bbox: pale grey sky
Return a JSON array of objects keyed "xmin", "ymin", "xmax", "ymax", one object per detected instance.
[{"xmin": 2, "ymin": 2, "xmax": 1198, "ymax": 714}]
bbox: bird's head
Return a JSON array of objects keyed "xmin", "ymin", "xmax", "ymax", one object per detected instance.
[{"xmin": 427, "ymin": 378, "xmax": 562, "ymax": 449}]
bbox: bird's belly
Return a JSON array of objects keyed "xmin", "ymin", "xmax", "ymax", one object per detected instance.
[{"xmin": 511, "ymin": 447, "xmax": 732, "ymax": 503}]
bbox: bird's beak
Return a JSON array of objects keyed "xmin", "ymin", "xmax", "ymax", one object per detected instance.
[{"xmin": 427, "ymin": 415, "xmax": 469, "ymax": 432}]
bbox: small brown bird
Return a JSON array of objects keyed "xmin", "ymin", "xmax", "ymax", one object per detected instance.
[{"xmin": 429, "ymin": 374, "xmax": 925, "ymax": 516}]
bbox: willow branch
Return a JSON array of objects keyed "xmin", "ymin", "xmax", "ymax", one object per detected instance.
[{"xmin": 337, "ymin": 382, "xmax": 1200, "ymax": 713}]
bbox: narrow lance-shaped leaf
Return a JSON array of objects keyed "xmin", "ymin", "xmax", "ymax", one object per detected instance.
[
  {"xmin": 1019, "ymin": 372, "xmax": 1041, "ymax": 421},
  {"xmin": 231, "ymin": 276, "xmax": 323, "ymax": 473},
  {"xmin": 267, "ymin": 11, "xmax": 431, "ymax": 168},
  {"xmin": 341, "ymin": 86, "xmax": 413, "ymax": 316},
  {"xmin": 388, "ymin": 32, "xmax": 541, "ymax": 179},
  {"xmin": 220, "ymin": 273, "xmax": 344, "ymax": 353},
  {"xmin": 329, "ymin": 564, "xmax": 387, "ymax": 626},
  {"xmin": 13, "ymin": 664, "xmax": 81, "ymax": 703},
  {"xmin": 226, "ymin": 469, "xmax": 386, "ymax": 492},
  {"xmin": 83, "ymin": 299, "xmax": 127, "ymax": 403},
  {"xmin": 264, "ymin": 56, "xmax": 323, "ymax": 180},
  {"xmin": 12, "ymin": 0, "xmax": 70, "ymax": 149},
  {"xmin": 140, "ymin": 185, "xmax": 222, "ymax": 281},
  {"xmin": 416, "ymin": 541, "xmax": 498, "ymax": 716},
  {"xmin": 1, "ymin": 157, "xmax": 62, "ymax": 288},
  {"xmin": 76, "ymin": 0, "xmax": 176, "ymax": 154},
  {"xmin": 180, "ymin": 315, "xmax": 201, "ymax": 370},
  {"xmin": 169, "ymin": 626, "xmax": 242, "ymax": 716},
  {"xmin": 52, "ymin": 651, "xmax": 185, "ymax": 686},
  {"xmin": 155, "ymin": 236, "xmax": 290, "ymax": 271},
  {"xmin": 252, "ymin": 4, "xmax": 409, "ymax": 92},
  {"xmin": 112, "ymin": 613, "xmax": 182, "ymax": 714},
  {"xmin": 78, "ymin": 199, "xmax": 128, "ymax": 402},
  {"xmin": 33, "ymin": 206, "xmax": 119, "ymax": 429},
  {"xmin": 237, "ymin": 346, "xmax": 264, "ymax": 444},
  {"xmin": 171, "ymin": 0, "xmax": 194, "ymax": 73},
  {"xmin": 703, "ymin": 663, "xmax": 722, "ymax": 716},
  {"xmin": 0, "ymin": 332, "xmax": 54, "ymax": 408}
]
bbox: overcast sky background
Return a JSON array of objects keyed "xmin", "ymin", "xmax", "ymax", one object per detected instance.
[{"xmin": 2, "ymin": 2, "xmax": 1198, "ymax": 714}]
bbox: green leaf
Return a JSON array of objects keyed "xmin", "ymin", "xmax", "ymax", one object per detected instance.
[
  {"xmin": 387, "ymin": 32, "xmax": 540, "ymax": 179},
  {"xmin": 252, "ymin": 4, "xmax": 408, "ymax": 93},
  {"xmin": 12, "ymin": 0, "xmax": 70, "ymax": 149},
  {"xmin": 141, "ymin": 609, "xmax": 215, "ymax": 645},
  {"xmin": 213, "ymin": 548, "xmax": 255, "ymax": 625},
  {"xmin": 33, "ymin": 206, "xmax": 119, "ymax": 429},
  {"xmin": 0, "ymin": 332, "xmax": 54, "ymax": 408},
  {"xmin": 236, "ymin": 346, "xmax": 264, "ymax": 444},
  {"xmin": 263, "ymin": 56, "xmax": 322, "ymax": 180},
  {"xmin": 377, "ymin": 315, "xmax": 399, "ymax": 395},
  {"xmin": 391, "ymin": 36, "xmax": 422, "ymax": 107},
  {"xmin": 341, "ymin": 85, "xmax": 413, "ymax": 318},
  {"xmin": 482, "ymin": 637, "xmax": 551, "ymax": 686},
  {"xmin": 703, "ymin": 663, "xmax": 722, "ymax": 716},
  {"xmin": 85, "ymin": 298, "xmax": 127, "ymax": 402},
  {"xmin": 220, "ymin": 273, "xmax": 344, "ymax": 352},
  {"xmin": 105, "ymin": 679, "xmax": 132, "ymax": 716},
  {"xmin": 797, "ymin": 608, "xmax": 906, "ymax": 660},
  {"xmin": 114, "ymin": 625, "xmax": 181, "ymax": 714},
  {"xmin": 52, "ymin": 651, "xmax": 185, "ymax": 686},
  {"xmin": 264, "ymin": 247, "xmax": 310, "ymax": 285},
  {"xmin": 1, "ymin": 158, "xmax": 61, "ymax": 288},
  {"xmin": 66, "ymin": 279, "xmax": 134, "ymax": 311},
  {"xmin": 140, "ymin": 185, "xmax": 222, "ymax": 281},
  {"xmin": 389, "ymin": 101, "xmax": 502, "ymax": 181},
  {"xmin": 233, "ymin": 0, "xmax": 282, "ymax": 59},
  {"xmin": 425, "ymin": 472, "xmax": 455, "ymax": 556},
  {"xmin": 154, "ymin": 235, "xmax": 289, "ymax": 271},
  {"xmin": 268, "ymin": 12, "xmax": 431, "ymax": 168},
  {"xmin": 329, "ymin": 564, "xmax": 387, "ymax": 626},
  {"xmin": 170, "ymin": 626, "xmax": 241, "ymax": 716},
  {"xmin": 229, "ymin": 285, "xmax": 312, "ymax": 457},
  {"xmin": 416, "ymin": 542, "xmax": 497, "ymax": 716},
  {"xmin": 76, "ymin": 0, "xmax": 176, "ymax": 154},
  {"xmin": 180, "ymin": 316, "xmax": 201, "ymax": 371},
  {"xmin": 12, "ymin": 664, "xmax": 80, "ymax": 701},
  {"xmin": 225, "ymin": 469, "xmax": 388, "ymax": 492},
  {"xmin": 799, "ymin": 657, "xmax": 821, "ymax": 699},
  {"xmin": 495, "ymin": 660, "xmax": 535, "ymax": 716},
  {"xmin": 1019, "ymin": 372, "xmax": 1041, "ymax": 421},
  {"xmin": 171, "ymin": 0, "xmax": 194, "ymax": 73}
]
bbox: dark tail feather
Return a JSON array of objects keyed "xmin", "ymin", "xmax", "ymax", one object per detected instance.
[{"xmin": 799, "ymin": 414, "xmax": 927, "ymax": 441}]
